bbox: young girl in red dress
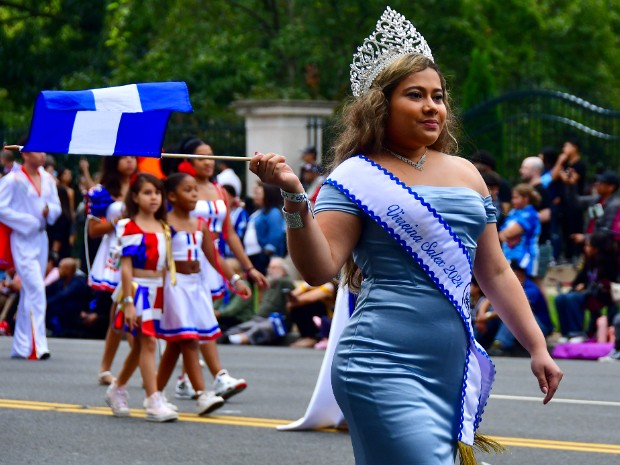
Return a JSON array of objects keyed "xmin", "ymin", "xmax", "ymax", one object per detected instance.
[{"xmin": 105, "ymin": 173, "xmax": 177, "ymax": 422}]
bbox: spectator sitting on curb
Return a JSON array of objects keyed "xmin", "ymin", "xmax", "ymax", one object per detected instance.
[
  {"xmin": 214, "ymin": 259, "xmax": 256, "ymax": 332},
  {"xmin": 46, "ymin": 258, "xmax": 91, "ymax": 337},
  {"xmin": 487, "ymin": 260, "xmax": 553, "ymax": 356},
  {"xmin": 287, "ymin": 280, "xmax": 337, "ymax": 348},
  {"xmin": 221, "ymin": 257, "xmax": 294, "ymax": 346},
  {"xmin": 555, "ymin": 231, "xmax": 617, "ymax": 344}
]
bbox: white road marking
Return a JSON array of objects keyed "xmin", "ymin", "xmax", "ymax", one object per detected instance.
[{"xmin": 491, "ymin": 394, "xmax": 620, "ymax": 407}]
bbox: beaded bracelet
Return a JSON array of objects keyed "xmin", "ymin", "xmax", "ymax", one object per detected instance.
[
  {"xmin": 280, "ymin": 189, "xmax": 315, "ymax": 229},
  {"xmin": 280, "ymin": 189, "xmax": 308, "ymax": 203}
]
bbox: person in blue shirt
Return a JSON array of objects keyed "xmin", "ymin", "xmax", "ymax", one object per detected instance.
[
  {"xmin": 499, "ymin": 183, "xmax": 542, "ymax": 276},
  {"xmin": 243, "ymin": 182, "xmax": 286, "ymax": 276},
  {"xmin": 488, "ymin": 260, "xmax": 553, "ymax": 355}
]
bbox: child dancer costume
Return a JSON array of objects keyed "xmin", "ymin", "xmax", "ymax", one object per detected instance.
[
  {"xmin": 86, "ymin": 184, "xmax": 124, "ymax": 292},
  {"xmin": 158, "ymin": 222, "xmax": 222, "ymax": 342},
  {"xmin": 191, "ymin": 185, "xmax": 228, "ymax": 299},
  {"xmin": 113, "ymin": 218, "xmax": 167, "ymax": 335},
  {"xmin": 0, "ymin": 166, "xmax": 61, "ymax": 359}
]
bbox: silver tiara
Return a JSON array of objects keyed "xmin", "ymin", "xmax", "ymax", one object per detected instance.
[{"xmin": 350, "ymin": 6, "xmax": 434, "ymax": 97}]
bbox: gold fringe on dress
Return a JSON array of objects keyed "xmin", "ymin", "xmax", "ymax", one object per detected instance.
[{"xmin": 458, "ymin": 433, "xmax": 506, "ymax": 465}]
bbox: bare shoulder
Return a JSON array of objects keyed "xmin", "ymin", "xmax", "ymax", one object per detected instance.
[{"xmin": 440, "ymin": 154, "xmax": 489, "ymax": 197}]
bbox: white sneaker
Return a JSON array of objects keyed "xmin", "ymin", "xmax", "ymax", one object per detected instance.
[
  {"xmin": 143, "ymin": 392, "xmax": 178, "ymax": 412},
  {"xmin": 213, "ymin": 369, "xmax": 247, "ymax": 400},
  {"xmin": 196, "ymin": 391, "xmax": 225, "ymax": 416},
  {"xmin": 175, "ymin": 374, "xmax": 196, "ymax": 399},
  {"xmin": 144, "ymin": 392, "xmax": 178, "ymax": 422},
  {"xmin": 105, "ymin": 382, "xmax": 131, "ymax": 417},
  {"xmin": 599, "ymin": 350, "xmax": 620, "ymax": 362}
]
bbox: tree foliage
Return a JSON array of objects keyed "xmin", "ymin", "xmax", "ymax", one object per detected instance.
[{"xmin": 1, "ymin": 0, "xmax": 619, "ymax": 132}]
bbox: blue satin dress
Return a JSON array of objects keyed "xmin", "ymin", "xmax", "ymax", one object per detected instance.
[{"xmin": 315, "ymin": 184, "xmax": 497, "ymax": 465}]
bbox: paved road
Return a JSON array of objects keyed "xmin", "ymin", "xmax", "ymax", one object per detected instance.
[{"xmin": 0, "ymin": 337, "xmax": 618, "ymax": 465}]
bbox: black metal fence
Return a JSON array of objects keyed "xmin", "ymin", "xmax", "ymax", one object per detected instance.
[
  {"xmin": 164, "ymin": 120, "xmax": 246, "ymax": 157},
  {"xmin": 460, "ymin": 89, "xmax": 620, "ymax": 181},
  {"xmin": 6, "ymin": 89, "xmax": 620, "ymax": 187},
  {"xmin": 307, "ymin": 116, "xmax": 338, "ymax": 168}
]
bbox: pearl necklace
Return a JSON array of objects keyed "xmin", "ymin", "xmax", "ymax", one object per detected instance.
[{"xmin": 384, "ymin": 146, "xmax": 428, "ymax": 171}]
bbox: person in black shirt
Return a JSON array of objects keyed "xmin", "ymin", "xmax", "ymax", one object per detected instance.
[{"xmin": 551, "ymin": 139, "xmax": 588, "ymax": 262}]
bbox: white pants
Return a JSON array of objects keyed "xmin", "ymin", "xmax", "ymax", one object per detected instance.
[{"xmin": 10, "ymin": 230, "xmax": 49, "ymax": 359}]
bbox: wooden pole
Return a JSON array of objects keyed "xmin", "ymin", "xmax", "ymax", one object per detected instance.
[
  {"xmin": 161, "ymin": 153, "xmax": 253, "ymax": 161},
  {"xmin": 3, "ymin": 145, "xmax": 252, "ymax": 162}
]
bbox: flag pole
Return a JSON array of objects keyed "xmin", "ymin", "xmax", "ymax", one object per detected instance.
[
  {"xmin": 161, "ymin": 153, "xmax": 252, "ymax": 162},
  {"xmin": 3, "ymin": 146, "xmax": 252, "ymax": 162}
]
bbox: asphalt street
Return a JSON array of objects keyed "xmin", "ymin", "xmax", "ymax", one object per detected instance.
[{"xmin": 0, "ymin": 337, "xmax": 618, "ymax": 465}]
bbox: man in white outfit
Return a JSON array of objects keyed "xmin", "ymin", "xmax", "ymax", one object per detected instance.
[{"xmin": 0, "ymin": 150, "xmax": 61, "ymax": 359}]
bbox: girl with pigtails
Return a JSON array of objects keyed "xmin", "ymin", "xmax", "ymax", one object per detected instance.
[
  {"xmin": 155, "ymin": 172, "xmax": 251, "ymax": 415},
  {"xmin": 171, "ymin": 137, "xmax": 269, "ymax": 401}
]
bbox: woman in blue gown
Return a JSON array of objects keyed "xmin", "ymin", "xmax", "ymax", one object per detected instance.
[{"xmin": 249, "ymin": 7, "xmax": 562, "ymax": 465}]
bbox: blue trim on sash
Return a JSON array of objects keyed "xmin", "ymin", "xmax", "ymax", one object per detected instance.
[
  {"xmin": 324, "ymin": 178, "xmax": 478, "ymax": 335},
  {"xmin": 347, "ymin": 292, "xmax": 357, "ymax": 317}
]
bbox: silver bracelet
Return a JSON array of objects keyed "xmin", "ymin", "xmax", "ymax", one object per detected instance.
[
  {"xmin": 280, "ymin": 189, "xmax": 308, "ymax": 203},
  {"xmin": 280, "ymin": 188, "xmax": 315, "ymax": 226},
  {"xmin": 122, "ymin": 296, "xmax": 134, "ymax": 304},
  {"xmin": 282, "ymin": 208, "xmax": 304, "ymax": 229}
]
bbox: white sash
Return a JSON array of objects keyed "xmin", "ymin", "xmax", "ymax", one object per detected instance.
[{"xmin": 278, "ymin": 156, "xmax": 494, "ymax": 446}]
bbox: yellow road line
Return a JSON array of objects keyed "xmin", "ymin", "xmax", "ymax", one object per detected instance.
[
  {"xmin": 0, "ymin": 399, "xmax": 618, "ymax": 454},
  {"xmin": 493, "ymin": 436, "xmax": 620, "ymax": 454},
  {"xmin": 0, "ymin": 399, "xmax": 290, "ymax": 428}
]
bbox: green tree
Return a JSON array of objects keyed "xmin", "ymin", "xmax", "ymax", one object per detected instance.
[
  {"xmin": 2, "ymin": 0, "xmax": 620, "ymax": 131},
  {"xmin": 461, "ymin": 48, "xmax": 497, "ymax": 110}
]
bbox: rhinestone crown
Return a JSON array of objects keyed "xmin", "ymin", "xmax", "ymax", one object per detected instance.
[{"xmin": 350, "ymin": 6, "xmax": 434, "ymax": 97}]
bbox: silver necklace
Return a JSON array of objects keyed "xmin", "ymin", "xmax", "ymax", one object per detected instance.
[{"xmin": 385, "ymin": 146, "xmax": 428, "ymax": 171}]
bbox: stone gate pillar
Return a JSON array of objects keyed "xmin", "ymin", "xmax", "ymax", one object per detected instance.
[{"xmin": 233, "ymin": 99, "xmax": 337, "ymax": 198}]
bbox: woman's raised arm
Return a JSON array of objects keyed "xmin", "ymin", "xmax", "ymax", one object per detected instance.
[{"xmin": 250, "ymin": 152, "xmax": 361, "ymax": 285}]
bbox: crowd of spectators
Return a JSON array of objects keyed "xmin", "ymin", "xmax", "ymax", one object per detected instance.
[
  {"xmin": 0, "ymin": 144, "xmax": 336, "ymax": 350},
  {"xmin": 1, "ymin": 138, "xmax": 618, "ymax": 361},
  {"xmin": 472, "ymin": 138, "xmax": 620, "ymax": 361}
]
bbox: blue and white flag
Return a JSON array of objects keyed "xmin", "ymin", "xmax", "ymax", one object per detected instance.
[{"xmin": 23, "ymin": 82, "xmax": 193, "ymax": 157}]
